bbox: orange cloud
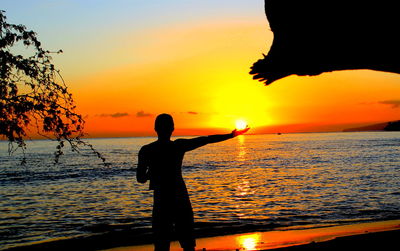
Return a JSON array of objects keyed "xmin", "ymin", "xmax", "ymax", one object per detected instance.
[
  {"xmin": 136, "ymin": 111, "xmax": 153, "ymax": 117},
  {"xmin": 378, "ymin": 100, "xmax": 400, "ymax": 108},
  {"xmin": 98, "ymin": 112, "xmax": 130, "ymax": 118}
]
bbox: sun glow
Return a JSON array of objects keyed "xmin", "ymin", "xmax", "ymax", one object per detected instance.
[
  {"xmin": 237, "ymin": 234, "xmax": 261, "ymax": 250},
  {"xmin": 235, "ymin": 119, "xmax": 248, "ymax": 130}
]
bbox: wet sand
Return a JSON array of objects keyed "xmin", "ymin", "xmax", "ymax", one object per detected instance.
[
  {"xmin": 104, "ymin": 220, "xmax": 400, "ymax": 251},
  {"xmin": 6, "ymin": 220, "xmax": 399, "ymax": 251}
]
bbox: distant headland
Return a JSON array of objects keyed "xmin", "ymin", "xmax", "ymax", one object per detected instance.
[{"xmin": 343, "ymin": 120, "xmax": 400, "ymax": 132}]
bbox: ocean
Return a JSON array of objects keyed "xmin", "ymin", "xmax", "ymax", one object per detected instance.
[{"xmin": 1, "ymin": 132, "xmax": 399, "ymax": 250}]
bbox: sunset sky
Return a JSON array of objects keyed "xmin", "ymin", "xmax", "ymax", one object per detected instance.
[{"xmin": 3, "ymin": 0, "xmax": 400, "ymax": 137}]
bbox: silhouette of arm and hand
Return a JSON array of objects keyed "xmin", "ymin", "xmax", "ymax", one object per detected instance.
[
  {"xmin": 176, "ymin": 126, "xmax": 250, "ymax": 152},
  {"xmin": 136, "ymin": 126, "xmax": 249, "ymax": 184}
]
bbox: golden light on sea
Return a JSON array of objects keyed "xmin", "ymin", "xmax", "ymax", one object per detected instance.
[{"xmin": 237, "ymin": 233, "xmax": 261, "ymax": 250}]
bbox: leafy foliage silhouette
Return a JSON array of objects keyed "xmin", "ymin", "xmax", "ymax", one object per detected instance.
[{"xmin": 0, "ymin": 10, "xmax": 104, "ymax": 164}]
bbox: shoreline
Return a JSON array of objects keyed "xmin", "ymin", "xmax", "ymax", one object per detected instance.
[
  {"xmin": 103, "ymin": 220, "xmax": 400, "ymax": 251},
  {"xmin": 6, "ymin": 220, "xmax": 398, "ymax": 251}
]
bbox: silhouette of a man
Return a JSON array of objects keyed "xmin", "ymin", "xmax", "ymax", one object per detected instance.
[{"xmin": 137, "ymin": 113, "xmax": 249, "ymax": 251}]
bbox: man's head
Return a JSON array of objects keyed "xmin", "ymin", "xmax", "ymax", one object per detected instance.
[{"xmin": 154, "ymin": 113, "xmax": 174, "ymax": 139}]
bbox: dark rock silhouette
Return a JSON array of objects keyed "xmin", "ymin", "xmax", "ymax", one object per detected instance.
[{"xmin": 250, "ymin": 0, "xmax": 400, "ymax": 85}]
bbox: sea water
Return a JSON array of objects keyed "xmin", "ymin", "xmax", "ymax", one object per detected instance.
[{"xmin": 0, "ymin": 132, "xmax": 399, "ymax": 249}]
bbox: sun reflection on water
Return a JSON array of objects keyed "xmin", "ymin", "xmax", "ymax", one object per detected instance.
[
  {"xmin": 237, "ymin": 233, "xmax": 261, "ymax": 250},
  {"xmin": 237, "ymin": 135, "xmax": 247, "ymax": 161}
]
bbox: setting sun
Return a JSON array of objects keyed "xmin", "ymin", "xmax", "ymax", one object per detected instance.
[{"xmin": 235, "ymin": 119, "xmax": 248, "ymax": 130}]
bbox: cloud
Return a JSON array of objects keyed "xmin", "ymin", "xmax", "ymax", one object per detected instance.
[
  {"xmin": 378, "ymin": 100, "xmax": 400, "ymax": 108},
  {"xmin": 136, "ymin": 111, "xmax": 152, "ymax": 117},
  {"xmin": 98, "ymin": 112, "xmax": 129, "ymax": 118},
  {"xmin": 358, "ymin": 101, "xmax": 375, "ymax": 105},
  {"xmin": 187, "ymin": 111, "xmax": 198, "ymax": 115}
]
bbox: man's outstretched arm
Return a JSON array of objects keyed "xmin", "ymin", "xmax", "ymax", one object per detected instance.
[{"xmin": 179, "ymin": 127, "xmax": 250, "ymax": 152}]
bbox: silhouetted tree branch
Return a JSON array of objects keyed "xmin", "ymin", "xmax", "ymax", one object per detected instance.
[{"xmin": 0, "ymin": 10, "xmax": 105, "ymax": 164}]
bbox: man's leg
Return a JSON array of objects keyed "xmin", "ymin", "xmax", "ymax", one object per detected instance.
[
  {"xmin": 182, "ymin": 247, "xmax": 195, "ymax": 251},
  {"xmin": 175, "ymin": 196, "xmax": 196, "ymax": 250},
  {"xmin": 153, "ymin": 210, "xmax": 173, "ymax": 251},
  {"xmin": 154, "ymin": 240, "xmax": 170, "ymax": 251},
  {"xmin": 153, "ymin": 193, "xmax": 174, "ymax": 251},
  {"xmin": 153, "ymin": 213, "xmax": 172, "ymax": 251}
]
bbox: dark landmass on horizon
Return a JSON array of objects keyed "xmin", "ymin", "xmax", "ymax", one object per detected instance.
[
  {"xmin": 343, "ymin": 120, "xmax": 400, "ymax": 132},
  {"xmin": 252, "ymin": 120, "xmax": 400, "ymax": 135}
]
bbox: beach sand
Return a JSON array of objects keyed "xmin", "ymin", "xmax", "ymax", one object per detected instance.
[
  {"xmin": 6, "ymin": 220, "xmax": 399, "ymax": 251},
  {"xmin": 103, "ymin": 220, "xmax": 400, "ymax": 251}
]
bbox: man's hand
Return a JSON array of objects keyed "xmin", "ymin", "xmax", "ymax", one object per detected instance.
[{"xmin": 232, "ymin": 126, "xmax": 250, "ymax": 137}]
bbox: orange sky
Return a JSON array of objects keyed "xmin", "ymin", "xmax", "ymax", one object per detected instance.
[
  {"xmin": 5, "ymin": 1, "xmax": 398, "ymax": 137},
  {"xmin": 70, "ymin": 19, "xmax": 399, "ymax": 137}
]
